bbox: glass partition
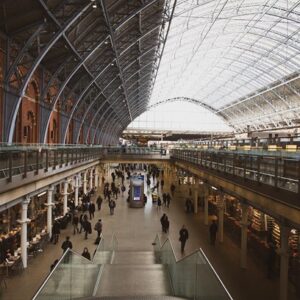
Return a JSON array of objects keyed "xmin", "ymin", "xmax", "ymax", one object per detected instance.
[
  {"xmin": 157, "ymin": 237, "xmax": 232, "ymax": 300},
  {"xmin": 33, "ymin": 250, "xmax": 100, "ymax": 300}
]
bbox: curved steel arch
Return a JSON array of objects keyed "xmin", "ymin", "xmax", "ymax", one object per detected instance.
[{"xmin": 5, "ymin": 3, "xmax": 92, "ymax": 143}]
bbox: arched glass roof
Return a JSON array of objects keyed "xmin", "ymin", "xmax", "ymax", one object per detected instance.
[
  {"xmin": 149, "ymin": 0, "xmax": 300, "ymax": 112},
  {"xmin": 128, "ymin": 101, "xmax": 232, "ymax": 131}
]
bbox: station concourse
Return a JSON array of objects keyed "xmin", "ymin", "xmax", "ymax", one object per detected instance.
[{"xmin": 0, "ymin": 1, "xmax": 300, "ymax": 300}]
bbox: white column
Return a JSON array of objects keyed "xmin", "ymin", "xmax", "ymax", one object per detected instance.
[
  {"xmin": 240, "ymin": 203, "xmax": 249, "ymax": 269},
  {"xmin": 83, "ymin": 171, "xmax": 87, "ymax": 194},
  {"xmin": 19, "ymin": 197, "xmax": 31, "ymax": 268},
  {"xmin": 46, "ymin": 186, "xmax": 54, "ymax": 239},
  {"xmin": 74, "ymin": 175, "xmax": 79, "ymax": 207},
  {"xmin": 218, "ymin": 201, "xmax": 224, "ymax": 243},
  {"xmin": 89, "ymin": 168, "xmax": 93, "ymax": 191},
  {"xmin": 95, "ymin": 168, "xmax": 99, "ymax": 188},
  {"xmin": 62, "ymin": 180, "xmax": 68, "ymax": 215},
  {"xmin": 279, "ymin": 224, "xmax": 290, "ymax": 300}
]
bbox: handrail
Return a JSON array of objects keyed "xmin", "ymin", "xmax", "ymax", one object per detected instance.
[
  {"xmin": 155, "ymin": 235, "xmax": 233, "ymax": 300},
  {"xmin": 32, "ymin": 247, "xmax": 92, "ymax": 300}
]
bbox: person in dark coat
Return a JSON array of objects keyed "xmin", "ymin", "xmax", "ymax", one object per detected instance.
[
  {"xmin": 83, "ymin": 215, "xmax": 92, "ymax": 240},
  {"xmin": 82, "ymin": 247, "xmax": 91, "ymax": 260},
  {"xmin": 109, "ymin": 199, "xmax": 116, "ymax": 215},
  {"xmin": 166, "ymin": 193, "xmax": 171, "ymax": 208},
  {"xmin": 72, "ymin": 214, "xmax": 79, "ymax": 235},
  {"xmin": 96, "ymin": 196, "xmax": 103, "ymax": 210},
  {"xmin": 61, "ymin": 236, "xmax": 73, "ymax": 253},
  {"xmin": 179, "ymin": 225, "xmax": 189, "ymax": 253},
  {"xmin": 209, "ymin": 220, "xmax": 218, "ymax": 246},
  {"xmin": 160, "ymin": 214, "xmax": 167, "ymax": 233},
  {"xmin": 52, "ymin": 221, "xmax": 60, "ymax": 244},
  {"xmin": 94, "ymin": 219, "xmax": 103, "ymax": 238},
  {"xmin": 89, "ymin": 202, "xmax": 95, "ymax": 220}
]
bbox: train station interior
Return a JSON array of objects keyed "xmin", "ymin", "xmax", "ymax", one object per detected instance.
[{"xmin": 0, "ymin": 0, "xmax": 299, "ymax": 299}]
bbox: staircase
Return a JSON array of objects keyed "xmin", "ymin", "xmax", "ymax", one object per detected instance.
[{"xmin": 33, "ymin": 235, "xmax": 232, "ymax": 300}]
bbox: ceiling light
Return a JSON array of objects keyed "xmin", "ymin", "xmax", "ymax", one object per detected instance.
[
  {"xmin": 111, "ymin": 62, "xmax": 114, "ymax": 66},
  {"xmin": 104, "ymin": 40, "xmax": 109, "ymax": 45},
  {"xmin": 92, "ymin": 4, "xmax": 97, "ymax": 8}
]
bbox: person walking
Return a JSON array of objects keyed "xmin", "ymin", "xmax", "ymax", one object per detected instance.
[
  {"xmin": 52, "ymin": 220, "xmax": 60, "ymax": 244},
  {"xmin": 72, "ymin": 214, "xmax": 79, "ymax": 234},
  {"xmin": 179, "ymin": 225, "xmax": 189, "ymax": 253},
  {"xmin": 89, "ymin": 202, "xmax": 95, "ymax": 220},
  {"xmin": 209, "ymin": 220, "xmax": 218, "ymax": 246},
  {"xmin": 160, "ymin": 214, "xmax": 167, "ymax": 233},
  {"xmin": 157, "ymin": 197, "xmax": 162, "ymax": 211},
  {"xmin": 166, "ymin": 193, "xmax": 171, "ymax": 208},
  {"xmin": 82, "ymin": 247, "xmax": 91, "ymax": 260},
  {"xmin": 83, "ymin": 215, "xmax": 92, "ymax": 240},
  {"xmin": 96, "ymin": 196, "xmax": 103, "ymax": 211},
  {"xmin": 109, "ymin": 199, "xmax": 116, "ymax": 215},
  {"xmin": 94, "ymin": 219, "xmax": 103, "ymax": 238},
  {"xmin": 160, "ymin": 179, "xmax": 164, "ymax": 190},
  {"xmin": 61, "ymin": 236, "xmax": 73, "ymax": 253}
]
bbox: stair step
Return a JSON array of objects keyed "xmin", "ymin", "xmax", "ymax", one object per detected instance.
[
  {"xmin": 76, "ymin": 296, "xmax": 188, "ymax": 300},
  {"xmin": 95, "ymin": 264, "xmax": 172, "ymax": 297},
  {"xmin": 112, "ymin": 251, "xmax": 156, "ymax": 264}
]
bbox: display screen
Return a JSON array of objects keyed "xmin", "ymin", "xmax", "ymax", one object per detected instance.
[{"xmin": 133, "ymin": 186, "xmax": 141, "ymax": 201}]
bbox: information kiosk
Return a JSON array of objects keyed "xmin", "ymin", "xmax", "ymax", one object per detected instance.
[{"xmin": 129, "ymin": 174, "xmax": 144, "ymax": 208}]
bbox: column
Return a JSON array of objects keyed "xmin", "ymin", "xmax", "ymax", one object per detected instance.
[
  {"xmin": 204, "ymin": 195, "xmax": 209, "ymax": 225},
  {"xmin": 83, "ymin": 171, "xmax": 87, "ymax": 194},
  {"xmin": 74, "ymin": 175, "xmax": 79, "ymax": 207},
  {"xmin": 279, "ymin": 224, "xmax": 290, "ymax": 300},
  {"xmin": 194, "ymin": 180, "xmax": 198, "ymax": 214},
  {"xmin": 218, "ymin": 197, "xmax": 224, "ymax": 243},
  {"xmin": 89, "ymin": 168, "xmax": 93, "ymax": 191},
  {"xmin": 46, "ymin": 186, "xmax": 54, "ymax": 239},
  {"xmin": 19, "ymin": 197, "xmax": 31, "ymax": 268},
  {"xmin": 62, "ymin": 180, "xmax": 68, "ymax": 215},
  {"xmin": 94, "ymin": 168, "xmax": 99, "ymax": 189},
  {"xmin": 240, "ymin": 202, "xmax": 249, "ymax": 269}
]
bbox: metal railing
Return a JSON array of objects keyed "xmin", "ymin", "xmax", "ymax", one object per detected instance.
[
  {"xmin": 171, "ymin": 149, "xmax": 300, "ymax": 195},
  {"xmin": 153, "ymin": 234, "xmax": 233, "ymax": 299}
]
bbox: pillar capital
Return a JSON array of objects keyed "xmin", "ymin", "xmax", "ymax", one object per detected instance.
[
  {"xmin": 48, "ymin": 185, "xmax": 55, "ymax": 192},
  {"xmin": 23, "ymin": 196, "xmax": 31, "ymax": 206}
]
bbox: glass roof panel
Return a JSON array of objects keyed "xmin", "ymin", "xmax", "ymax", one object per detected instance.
[{"xmin": 149, "ymin": 0, "xmax": 300, "ymax": 110}]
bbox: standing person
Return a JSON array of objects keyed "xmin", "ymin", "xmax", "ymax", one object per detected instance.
[
  {"xmin": 209, "ymin": 220, "xmax": 218, "ymax": 246},
  {"xmin": 179, "ymin": 225, "xmax": 189, "ymax": 253},
  {"xmin": 72, "ymin": 214, "xmax": 79, "ymax": 235},
  {"xmin": 160, "ymin": 179, "xmax": 164, "ymax": 190},
  {"xmin": 160, "ymin": 214, "xmax": 167, "ymax": 233},
  {"xmin": 94, "ymin": 219, "xmax": 103, "ymax": 238},
  {"xmin": 162, "ymin": 193, "xmax": 167, "ymax": 207},
  {"xmin": 83, "ymin": 215, "xmax": 92, "ymax": 240},
  {"xmin": 166, "ymin": 193, "xmax": 171, "ymax": 208},
  {"xmin": 89, "ymin": 201, "xmax": 95, "ymax": 220},
  {"xmin": 157, "ymin": 197, "xmax": 162, "ymax": 211},
  {"xmin": 121, "ymin": 185, "xmax": 126, "ymax": 196},
  {"xmin": 82, "ymin": 247, "xmax": 91, "ymax": 260},
  {"xmin": 96, "ymin": 196, "xmax": 103, "ymax": 211},
  {"xmin": 52, "ymin": 220, "xmax": 60, "ymax": 244},
  {"xmin": 61, "ymin": 236, "xmax": 73, "ymax": 253},
  {"xmin": 165, "ymin": 216, "xmax": 170, "ymax": 233},
  {"xmin": 79, "ymin": 212, "xmax": 86, "ymax": 233}
]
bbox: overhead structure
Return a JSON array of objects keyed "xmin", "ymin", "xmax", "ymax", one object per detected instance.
[
  {"xmin": 0, "ymin": 0, "xmax": 171, "ymax": 145},
  {"xmin": 1, "ymin": 0, "xmax": 300, "ymax": 145},
  {"xmin": 147, "ymin": 0, "xmax": 300, "ymax": 133}
]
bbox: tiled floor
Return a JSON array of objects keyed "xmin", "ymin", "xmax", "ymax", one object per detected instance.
[{"xmin": 0, "ymin": 166, "xmax": 298, "ymax": 300}]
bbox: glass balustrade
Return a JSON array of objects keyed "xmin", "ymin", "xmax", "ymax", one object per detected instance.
[
  {"xmin": 156, "ymin": 236, "xmax": 232, "ymax": 300},
  {"xmin": 33, "ymin": 250, "xmax": 101, "ymax": 300}
]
